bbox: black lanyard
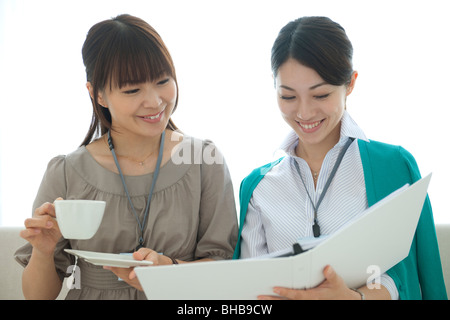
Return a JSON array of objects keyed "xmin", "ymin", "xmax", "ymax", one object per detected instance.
[
  {"xmin": 107, "ymin": 130, "xmax": 165, "ymax": 251},
  {"xmin": 293, "ymin": 137, "xmax": 354, "ymax": 238}
]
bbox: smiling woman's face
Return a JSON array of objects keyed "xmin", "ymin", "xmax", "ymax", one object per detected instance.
[
  {"xmin": 94, "ymin": 76, "xmax": 177, "ymax": 139},
  {"xmin": 275, "ymin": 58, "xmax": 356, "ymax": 153}
]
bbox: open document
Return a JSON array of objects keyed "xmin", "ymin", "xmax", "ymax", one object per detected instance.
[{"xmin": 135, "ymin": 174, "xmax": 432, "ymax": 300}]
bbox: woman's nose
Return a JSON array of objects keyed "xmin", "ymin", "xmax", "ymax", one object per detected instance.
[
  {"xmin": 144, "ymin": 87, "xmax": 162, "ymax": 108},
  {"xmin": 296, "ymin": 102, "xmax": 315, "ymax": 121}
]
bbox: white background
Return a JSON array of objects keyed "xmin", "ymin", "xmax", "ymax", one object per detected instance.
[{"xmin": 1, "ymin": 0, "xmax": 449, "ymax": 226}]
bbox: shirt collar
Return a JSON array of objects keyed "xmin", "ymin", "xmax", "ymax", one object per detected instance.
[{"xmin": 280, "ymin": 110, "xmax": 369, "ymax": 156}]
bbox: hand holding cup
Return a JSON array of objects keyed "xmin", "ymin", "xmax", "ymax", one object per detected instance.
[{"xmin": 21, "ymin": 197, "xmax": 63, "ymax": 256}]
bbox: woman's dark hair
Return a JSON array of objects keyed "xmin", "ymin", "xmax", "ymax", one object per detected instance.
[
  {"xmin": 80, "ymin": 14, "xmax": 178, "ymax": 146},
  {"xmin": 271, "ymin": 16, "xmax": 354, "ymax": 86}
]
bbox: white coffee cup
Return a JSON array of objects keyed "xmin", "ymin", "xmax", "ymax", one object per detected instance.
[{"xmin": 54, "ymin": 200, "xmax": 106, "ymax": 239}]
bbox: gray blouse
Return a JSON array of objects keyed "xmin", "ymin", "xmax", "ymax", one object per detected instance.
[{"xmin": 15, "ymin": 136, "xmax": 238, "ymax": 299}]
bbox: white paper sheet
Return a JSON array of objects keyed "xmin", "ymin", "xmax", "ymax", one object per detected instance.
[{"xmin": 135, "ymin": 174, "xmax": 431, "ymax": 300}]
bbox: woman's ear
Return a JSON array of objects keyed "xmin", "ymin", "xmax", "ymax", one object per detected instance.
[
  {"xmin": 346, "ymin": 71, "xmax": 358, "ymax": 96},
  {"xmin": 86, "ymin": 82, "xmax": 107, "ymax": 107}
]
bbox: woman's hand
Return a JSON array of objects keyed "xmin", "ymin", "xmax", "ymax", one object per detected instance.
[
  {"xmin": 20, "ymin": 198, "xmax": 63, "ymax": 257},
  {"xmin": 103, "ymin": 248, "xmax": 175, "ymax": 291},
  {"xmin": 258, "ymin": 265, "xmax": 361, "ymax": 300}
]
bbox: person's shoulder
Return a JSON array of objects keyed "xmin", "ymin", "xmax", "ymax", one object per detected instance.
[
  {"xmin": 170, "ymin": 131, "xmax": 216, "ymax": 150},
  {"xmin": 358, "ymin": 139, "xmax": 420, "ymax": 179},
  {"xmin": 359, "ymin": 139, "xmax": 415, "ymax": 160},
  {"xmin": 41, "ymin": 155, "xmax": 66, "ymax": 177},
  {"xmin": 63, "ymin": 146, "xmax": 91, "ymax": 163},
  {"xmin": 241, "ymin": 157, "xmax": 285, "ymax": 189},
  {"xmin": 170, "ymin": 131, "xmax": 227, "ymax": 166}
]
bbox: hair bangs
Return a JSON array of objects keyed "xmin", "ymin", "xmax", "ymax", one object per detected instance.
[{"xmin": 107, "ymin": 30, "xmax": 174, "ymax": 90}]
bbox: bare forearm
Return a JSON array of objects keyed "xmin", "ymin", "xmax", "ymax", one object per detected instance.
[
  {"xmin": 356, "ymin": 284, "xmax": 391, "ymax": 300},
  {"xmin": 22, "ymin": 249, "xmax": 62, "ymax": 300}
]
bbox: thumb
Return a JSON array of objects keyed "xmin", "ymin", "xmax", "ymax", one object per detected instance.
[
  {"xmin": 324, "ymin": 265, "xmax": 337, "ymax": 283},
  {"xmin": 133, "ymin": 248, "xmax": 153, "ymax": 261}
]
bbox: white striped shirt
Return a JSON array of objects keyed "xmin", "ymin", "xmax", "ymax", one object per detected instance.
[{"xmin": 240, "ymin": 111, "xmax": 399, "ymax": 299}]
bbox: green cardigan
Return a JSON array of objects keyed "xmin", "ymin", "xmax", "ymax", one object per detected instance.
[{"xmin": 233, "ymin": 139, "xmax": 447, "ymax": 300}]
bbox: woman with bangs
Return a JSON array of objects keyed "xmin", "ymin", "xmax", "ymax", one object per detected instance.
[
  {"xmin": 15, "ymin": 14, "xmax": 238, "ymax": 300},
  {"xmin": 234, "ymin": 16, "xmax": 446, "ymax": 300}
]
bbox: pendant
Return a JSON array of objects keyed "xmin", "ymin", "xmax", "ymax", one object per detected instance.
[
  {"xmin": 135, "ymin": 237, "xmax": 144, "ymax": 251},
  {"xmin": 313, "ymin": 220, "xmax": 321, "ymax": 238}
]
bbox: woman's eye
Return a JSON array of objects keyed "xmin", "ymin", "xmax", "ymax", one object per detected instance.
[
  {"xmin": 280, "ymin": 95, "xmax": 295, "ymax": 100},
  {"xmin": 314, "ymin": 93, "xmax": 330, "ymax": 100},
  {"xmin": 157, "ymin": 78, "xmax": 170, "ymax": 85},
  {"xmin": 124, "ymin": 88, "xmax": 139, "ymax": 94}
]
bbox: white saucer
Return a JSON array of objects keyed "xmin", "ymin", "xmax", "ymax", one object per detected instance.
[{"xmin": 65, "ymin": 249, "xmax": 154, "ymax": 268}]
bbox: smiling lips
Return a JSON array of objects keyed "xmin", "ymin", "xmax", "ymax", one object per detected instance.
[
  {"xmin": 138, "ymin": 109, "xmax": 165, "ymax": 123},
  {"xmin": 297, "ymin": 119, "xmax": 324, "ymax": 132}
]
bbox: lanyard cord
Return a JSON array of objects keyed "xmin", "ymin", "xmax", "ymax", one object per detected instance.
[
  {"xmin": 107, "ymin": 130, "xmax": 166, "ymax": 250},
  {"xmin": 293, "ymin": 137, "xmax": 354, "ymax": 238}
]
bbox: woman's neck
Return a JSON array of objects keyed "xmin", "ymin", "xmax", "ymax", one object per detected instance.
[
  {"xmin": 108, "ymin": 130, "xmax": 163, "ymax": 161},
  {"xmin": 295, "ymin": 124, "xmax": 341, "ymax": 172}
]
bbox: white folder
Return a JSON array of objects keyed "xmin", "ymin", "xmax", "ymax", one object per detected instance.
[{"xmin": 135, "ymin": 174, "xmax": 432, "ymax": 300}]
